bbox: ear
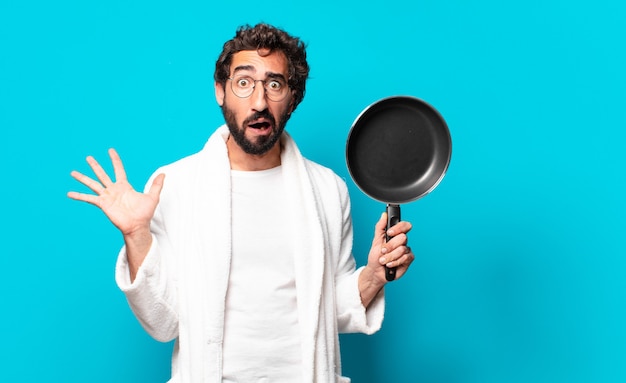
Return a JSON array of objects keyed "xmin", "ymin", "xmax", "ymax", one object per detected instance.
[{"xmin": 215, "ymin": 81, "xmax": 225, "ymax": 106}]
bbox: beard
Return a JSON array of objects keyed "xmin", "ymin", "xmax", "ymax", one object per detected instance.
[{"xmin": 221, "ymin": 105, "xmax": 290, "ymax": 156}]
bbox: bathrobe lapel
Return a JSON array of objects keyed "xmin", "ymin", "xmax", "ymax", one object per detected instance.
[
  {"xmin": 280, "ymin": 133, "xmax": 327, "ymax": 381},
  {"xmin": 179, "ymin": 127, "xmax": 233, "ymax": 382}
]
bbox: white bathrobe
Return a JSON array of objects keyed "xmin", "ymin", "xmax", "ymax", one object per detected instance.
[{"xmin": 115, "ymin": 125, "xmax": 385, "ymax": 382}]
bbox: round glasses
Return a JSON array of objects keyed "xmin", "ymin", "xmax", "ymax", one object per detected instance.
[{"xmin": 227, "ymin": 75, "xmax": 290, "ymax": 102}]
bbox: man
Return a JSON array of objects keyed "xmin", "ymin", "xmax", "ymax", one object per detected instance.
[{"xmin": 68, "ymin": 23, "xmax": 414, "ymax": 383}]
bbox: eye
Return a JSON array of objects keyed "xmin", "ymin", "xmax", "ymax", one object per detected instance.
[
  {"xmin": 267, "ymin": 80, "xmax": 283, "ymax": 91},
  {"xmin": 236, "ymin": 77, "xmax": 252, "ymax": 88}
]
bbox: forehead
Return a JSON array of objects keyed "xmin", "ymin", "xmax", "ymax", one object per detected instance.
[{"xmin": 230, "ymin": 50, "xmax": 289, "ymax": 77}]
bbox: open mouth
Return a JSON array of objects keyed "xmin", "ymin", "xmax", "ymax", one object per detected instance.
[{"xmin": 248, "ymin": 120, "xmax": 272, "ymax": 130}]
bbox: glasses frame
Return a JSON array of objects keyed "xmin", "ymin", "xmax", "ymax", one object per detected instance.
[{"xmin": 227, "ymin": 75, "xmax": 290, "ymax": 102}]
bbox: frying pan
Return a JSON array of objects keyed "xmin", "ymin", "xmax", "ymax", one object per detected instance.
[{"xmin": 346, "ymin": 96, "xmax": 452, "ymax": 281}]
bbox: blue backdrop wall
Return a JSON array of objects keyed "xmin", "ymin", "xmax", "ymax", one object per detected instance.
[{"xmin": 1, "ymin": 0, "xmax": 624, "ymax": 382}]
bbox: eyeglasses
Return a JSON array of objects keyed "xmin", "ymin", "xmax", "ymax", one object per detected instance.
[{"xmin": 227, "ymin": 75, "xmax": 290, "ymax": 102}]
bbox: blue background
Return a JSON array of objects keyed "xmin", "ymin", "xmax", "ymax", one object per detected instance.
[{"xmin": 1, "ymin": 0, "xmax": 624, "ymax": 381}]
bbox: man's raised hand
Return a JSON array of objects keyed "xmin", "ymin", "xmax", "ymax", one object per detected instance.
[{"xmin": 67, "ymin": 148, "xmax": 165, "ymax": 237}]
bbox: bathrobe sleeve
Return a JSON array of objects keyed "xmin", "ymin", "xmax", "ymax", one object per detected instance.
[
  {"xmin": 332, "ymin": 175, "xmax": 385, "ymax": 335},
  {"xmin": 115, "ymin": 172, "xmax": 179, "ymax": 343}
]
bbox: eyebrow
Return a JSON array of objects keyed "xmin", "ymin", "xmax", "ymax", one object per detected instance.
[
  {"xmin": 232, "ymin": 64, "xmax": 255, "ymax": 74},
  {"xmin": 232, "ymin": 65, "xmax": 287, "ymax": 81}
]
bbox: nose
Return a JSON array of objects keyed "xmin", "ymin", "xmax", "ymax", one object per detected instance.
[{"xmin": 250, "ymin": 81, "xmax": 268, "ymax": 111}]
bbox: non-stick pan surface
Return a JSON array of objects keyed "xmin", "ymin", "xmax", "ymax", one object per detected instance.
[{"xmin": 346, "ymin": 96, "xmax": 451, "ymax": 205}]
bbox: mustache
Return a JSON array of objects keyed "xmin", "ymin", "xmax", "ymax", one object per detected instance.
[{"xmin": 243, "ymin": 110, "xmax": 276, "ymax": 126}]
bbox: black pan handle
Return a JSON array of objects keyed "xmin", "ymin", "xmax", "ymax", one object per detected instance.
[{"xmin": 385, "ymin": 204, "xmax": 401, "ymax": 281}]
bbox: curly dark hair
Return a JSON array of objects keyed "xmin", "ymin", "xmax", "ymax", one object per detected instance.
[{"xmin": 214, "ymin": 23, "xmax": 310, "ymax": 110}]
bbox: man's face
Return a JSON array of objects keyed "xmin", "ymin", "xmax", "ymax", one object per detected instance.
[{"xmin": 215, "ymin": 49, "xmax": 294, "ymax": 155}]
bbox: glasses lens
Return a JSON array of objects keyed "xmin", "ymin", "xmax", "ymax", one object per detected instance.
[
  {"xmin": 231, "ymin": 76, "xmax": 254, "ymax": 98},
  {"xmin": 264, "ymin": 79, "xmax": 287, "ymax": 101}
]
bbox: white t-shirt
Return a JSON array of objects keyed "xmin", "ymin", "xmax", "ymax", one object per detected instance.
[{"xmin": 222, "ymin": 166, "xmax": 302, "ymax": 382}]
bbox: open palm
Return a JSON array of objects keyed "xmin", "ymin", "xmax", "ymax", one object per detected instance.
[{"xmin": 68, "ymin": 148, "xmax": 164, "ymax": 236}]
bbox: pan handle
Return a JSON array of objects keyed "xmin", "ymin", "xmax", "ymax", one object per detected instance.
[{"xmin": 385, "ymin": 204, "xmax": 401, "ymax": 281}]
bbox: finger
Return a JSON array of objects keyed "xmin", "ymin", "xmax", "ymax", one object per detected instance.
[
  {"xmin": 386, "ymin": 220, "xmax": 413, "ymax": 237},
  {"xmin": 384, "ymin": 232, "xmax": 408, "ymax": 250},
  {"xmin": 108, "ymin": 148, "xmax": 128, "ymax": 183},
  {"xmin": 70, "ymin": 170, "xmax": 104, "ymax": 194},
  {"xmin": 380, "ymin": 244, "xmax": 412, "ymax": 265},
  {"xmin": 147, "ymin": 173, "xmax": 165, "ymax": 199},
  {"xmin": 385, "ymin": 247, "xmax": 414, "ymax": 268},
  {"xmin": 405, "ymin": 246, "xmax": 415, "ymax": 264},
  {"xmin": 67, "ymin": 191, "xmax": 101, "ymax": 206},
  {"xmin": 86, "ymin": 155, "xmax": 114, "ymax": 187}
]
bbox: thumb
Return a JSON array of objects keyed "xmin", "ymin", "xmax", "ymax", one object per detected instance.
[
  {"xmin": 147, "ymin": 173, "xmax": 165, "ymax": 200},
  {"xmin": 372, "ymin": 212, "xmax": 388, "ymax": 244}
]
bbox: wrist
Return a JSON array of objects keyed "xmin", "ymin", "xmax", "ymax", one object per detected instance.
[
  {"xmin": 364, "ymin": 265, "xmax": 386, "ymax": 287},
  {"xmin": 123, "ymin": 227, "xmax": 153, "ymax": 283},
  {"xmin": 358, "ymin": 265, "xmax": 386, "ymax": 308}
]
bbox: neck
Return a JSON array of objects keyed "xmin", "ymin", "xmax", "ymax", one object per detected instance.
[{"xmin": 226, "ymin": 135, "xmax": 282, "ymax": 171}]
